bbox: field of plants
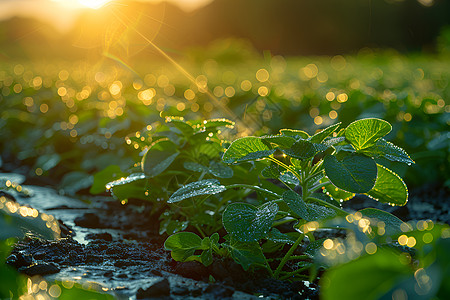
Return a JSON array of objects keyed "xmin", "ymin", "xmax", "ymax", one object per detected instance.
[{"xmin": 1, "ymin": 40, "xmax": 449, "ymax": 299}]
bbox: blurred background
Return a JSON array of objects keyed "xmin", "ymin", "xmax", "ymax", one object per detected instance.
[{"xmin": 1, "ymin": 0, "xmax": 449, "ymax": 59}]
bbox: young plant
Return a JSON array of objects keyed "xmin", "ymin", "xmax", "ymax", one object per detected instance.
[{"xmin": 165, "ymin": 118, "xmax": 415, "ymax": 280}]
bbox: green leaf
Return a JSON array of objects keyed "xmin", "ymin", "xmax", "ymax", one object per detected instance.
[
  {"xmin": 261, "ymin": 164, "xmax": 280, "ymax": 178},
  {"xmin": 201, "ymin": 249, "xmax": 213, "ymax": 266},
  {"xmin": 106, "ymin": 173, "xmax": 146, "ymax": 189},
  {"xmin": 321, "ymin": 180, "xmax": 355, "ymax": 202},
  {"xmin": 279, "ymin": 129, "xmax": 310, "ymax": 139},
  {"xmin": 199, "ymin": 118, "xmax": 235, "ymax": 129},
  {"xmin": 261, "ymin": 135, "xmax": 297, "ymax": 148},
  {"xmin": 365, "ymin": 164, "xmax": 408, "ymax": 206},
  {"xmin": 142, "ymin": 139, "xmax": 180, "ymax": 177},
  {"xmin": 321, "ymin": 250, "xmax": 411, "ymax": 300},
  {"xmin": 279, "ymin": 172, "xmax": 300, "ymax": 186},
  {"xmin": 359, "ymin": 139, "xmax": 414, "ymax": 165},
  {"xmin": 266, "ymin": 228, "xmax": 297, "ymax": 244},
  {"xmin": 306, "ymin": 203, "xmax": 338, "ymax": 221},
  {"xmin": 324, "ymin": 154, "xmax": 377, "ymax": 193},
  {"xmin": 164, "ymin": 232, "xmax": 203, "ymax": 261},
  {"xmin": 165, "ymin": 116, "xmax": 194, "ymax": 136},
  {"xmin": 107, "ymin": 173, "xmax": 148, "ymax": 201},
  {"xmin": 168, "ymin": 179, "xmax": 226, "ymax": 203},
  {"xmin": 283, "ymin": 190, "xmax": 310, "ymax": 220},
  {"xmin": 359, "ymin": 208, "xmax": 404, "ymax": 237},
  {"xmin": 345, "ymin": 118, "xmax": 392, "ymax": 150},
  {"xmin": 223, "ymin": 202, "xmax": 278, "ymax": 242},
  {"xmin": 183, "ymin": 161, "xmax": 208, "ymax": 173},
  {"xmin": 309, "ymin": 123, "xmax": 341, "ymax": 143},
  {"xmin": 281, "ymin": 140, "xmax": 328, "ymax": 160},
  {"xmin": 90, "ymin": 165, "xmax": 127, "ymax": 194},
  {"xmin": 225, "ymin": 237, "xmax": 266, "ymax": 271},
  {"xmin": 223, "ymin": 137, "xmax": 275, "ymax": 163},
  {"xmin": 208, "ymin": 161, "xmax": 234, "ymax": 178}
]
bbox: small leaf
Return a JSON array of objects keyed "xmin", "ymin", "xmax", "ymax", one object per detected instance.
[
  {"xmin": 359, "ymin": 208, "xmax": 404, "ymax": 236},
  {"xmin": 266, "ymin": 228, "xmax": 297, "ymax": 244},
  {"xmin": 201, "ymin": 249, "xmax": 213, "ymax": 266},
  {"xmin": 106, "ymin": 173, "xmax": 146, "ymax": 189},
  {"xmin": 365, "ymin": 164, "xmax": 408, "ymax": 206},
  {"xmin": 283, "ymin": 190, "xmax": 310, "ymax": 220},
  {"xmin": 164, "ymin": 232, "xmax": 202, "ymax": 261},
  {"xmin": 324, "ymin": 154, "xmax": 377, "ymax": 193},
  {"xmin": 225, "ymin": 237, "xmax": 266, "ymax": 271},
  {"xmin": 201, "ymin": 118, "xmax": 235, "ymax": 129},
  {"xmin": 279, "ymin": 172, "xmax": 300, "ymax": 186},
  {"xmin": 223, "ymin": 201, "xmax": 278, "ymax": 242},
  {"xmin": 261, "ymin": 135, "xmax": 297, "ymax": 148},
  {"xmin": 168, "ymin": 179, "xmax": 226, "ymax": 203},
  {"xmin": 345, "ymin": 118, "xmax": 392, "ymax": 150},
  {"xmin": 280, "ymin": 129, "xmax": 310, "ymax": 139},
  {"xmin": 183, "ymin": 161, "xmax": 208, "ymax": 173},
  {"xmin": 208, "ymin": 161, "xmax": 234, "ymax": 178},
  {"xmin": 142, "ymin": 140, "xmax": 180, "ymax": 177},
  {"xmin": 359, "ymin": 139, "xmax": 414, "ymax": 165},
  {"xmin": 281, "ymin": 140, "xmax": 328, "ymax": 160},
  {"xmin": 323, "ymin": 137, "xmax": 346, "ymax": 147},
  {"xmin": 223, "ymin": 137, "xmax": 275, "ymax": 163},
  {"xmin": 309, "ymin": 123, "xmax": 341, "ymax": 143}
]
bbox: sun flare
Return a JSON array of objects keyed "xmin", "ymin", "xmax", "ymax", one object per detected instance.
[{"xmin": 77, "ymin": 0, "xmax": 112, "ymax": 9}]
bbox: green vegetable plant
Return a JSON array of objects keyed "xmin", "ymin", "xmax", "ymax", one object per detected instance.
[
  {"xmin": 94, "ymin": 116, "xmax": 259, "ymax": 236},
  {"xmin": 165, "ymin": 118, "xmax": 416, "ymax": 280}
]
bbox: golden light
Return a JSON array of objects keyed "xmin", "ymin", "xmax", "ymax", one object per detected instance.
[{"xmin": 77, "ymin": 0, "xmax": 112, "ymax": 9}]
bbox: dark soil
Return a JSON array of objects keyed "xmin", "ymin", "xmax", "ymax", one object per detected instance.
[{"xmin": 3, "ymin": 175, "xmax": 449, "ymax": 299}]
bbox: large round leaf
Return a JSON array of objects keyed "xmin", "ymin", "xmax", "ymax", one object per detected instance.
[
  {"xmin": 164, "ymin": 232, "xmax": 202, "ymax": 261},
  {"xmin": 168, "ymin": 179, "xmax": 226, "ymax": 203},
  {"xmin": 222, "ymin": 137, "xmax": 275, "ymax": 163},
  {"xmin": 324, "ymin": 154, "xmax": 377, "ymax": 193},
  {"xmin": 365, "ymin": 164, "xmax": 408, "ymax": 206},
  {"xmin": 345, "ymin": 118, "xmax": 392, "ymax": 150},
  {"xmin": 142, "ymin": 139, "xmax": 179, "ymax": 178},
  {"xmin": 223, "ymin": 202, "xmax": 278, "ymax": 242}
]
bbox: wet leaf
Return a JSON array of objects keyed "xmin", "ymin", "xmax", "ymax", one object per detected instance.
[
  {"xmin": 261, "ymin": 163, "xmax": 280, "ymax": 178},
  {"xmin": 266, "ymin": 228, "xmax": 297, "ymax": 244},
  {"xmin": 168, "ymin": 179, "xmax": 226, "ymax": 203},
  {"xmin": 309, "ymin": 123, "xmax": 341, "ymax": 143},
  {"xmin": 279, "ymin": 172, "xmax": 300, "ymax": 186},
  {"xmin": 208, "ymin": 161, "xmax": 233, "ymax": 178},
  {"xmin": 224, "ymin": 236, "xmax": 266, "ymax": 271},
  {"xmin": 359, "ymin": 208, "xmax": 404, "ymax": 237},
  {"xmin": 281, "ymin": 140, "xmax": 328, "ymax": 160},
  {"xmin": 359, "ymin": 139, "xmax": 414, "ymax": 165},
  {"xmin": 223, "ymin": 137, "xmax": 275, "ymax": 163},
  {"xmin": 306, "ymin": 203, "xmax": 338, "ymax": 221},
  {"xmin": 345, "ymin": 118, "xmax": 392, "ymax": 150},
  {"xmin": 165, "ymin": 116, "xmax": 194, "ymax": 136},
  {"xmin": 142, "ymin": 139, "xmax": 180, "ymax": 177},
  {"xmin": 183, "ymin": 161, "xmax": 208, "ymax": 173},
  {"xmin": 365, "ymin": 164, "xmax": 408, "ymax": 206},
  {"xmin": 283, "ymin": 190, "xmax": 310, "ymax": 220},
  {"xmin": 279, "ymin": 129, "xmax": 310, "ymax": 139},
  {"xmin": 321, "ymin": 180, "xmax": 355, "ymax": 202},
  {"xmin": 223, "ymin": 201, "xmax": 278, "ymax": 242},
  {"xmin": 324, "ymin": 154, "xmax": 377, "ymax": 193}
]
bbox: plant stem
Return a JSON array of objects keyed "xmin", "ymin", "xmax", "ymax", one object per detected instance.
[
  {"xmin": 195, "ymin": 225, "xmax": 206, "ymax": 238},
  {"xmin": 273, "ymin": 233, "xmax": 305, "ymax": 279},
  {"xmin": 268, "ymin": 157, "xmax": 302, "ymax": 183},
  {"xmin": 226, "ymin": 184, "xmax": 281, "ymax": 198},
  {"xmin": 272, "ymin": 217, "xmax": 296, "ymax": 227}
]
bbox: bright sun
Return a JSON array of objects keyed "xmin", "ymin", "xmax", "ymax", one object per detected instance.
[{"xmin": 77, "ymin": 0, "xmax": 112, "ymax": 9}]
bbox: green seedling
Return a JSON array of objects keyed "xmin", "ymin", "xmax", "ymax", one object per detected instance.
[{"xmin": 165, "ymin": 118, "xmax": 416, "ymax": 280}]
